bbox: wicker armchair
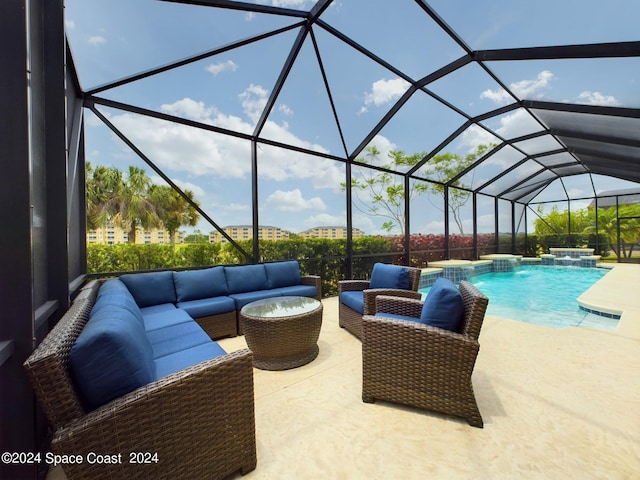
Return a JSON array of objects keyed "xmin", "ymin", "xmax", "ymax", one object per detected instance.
[
  {"xmin": 361, "ymin": 280, "xmax": 489, "ymax": 427},
  {"xmin": 338, "ymin": 264, "xmax": 422, "ymax": 340},
  {"xmin": 23, "ymin": 281, "xmax": 257, "ymax": 480}
]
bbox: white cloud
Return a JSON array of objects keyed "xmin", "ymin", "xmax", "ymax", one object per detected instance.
[
  {"xmin": 481, "ymin": 70, "xmax": 555, "ymax": 103},
  {"xmin": 149, "ymin": 176, "xmax": 206, "ymax": 199},
  {"xmin": 304, "ymin": 212, "xmax": 345, "ymax": 227},
  {"xmin": 576, "ymin": 91, "xmax": 620, "ymax": 106},
  {"xmin": 362, "ymin": 78, "xmax": 411, "ymax": 112},
  {"xmin": 88, "ymin": 35, "xmax": 106, "ymax": 46},
  {"xmin": 458, "ymin": 124, "xmax": 497, "ymax": 152},
  {"xmin": 205, "ymin": 60, "xmax": 238, "ymax": 77},
  {"xmin": 265, "ymin": 189, "xmax": 326, "ymax": 211},
  {"xmin": 226, "ymin": 203, "xmax": 249, "ymax": 211},
  {"xmin": 271, "ymin": 0, "xmax": 311, "ymax": 7},
  {"xmin": 360, "ymin": 134, "xmax": 397, "ymax": 167},
  {"xmin": 160, "ymin": 98, "xmax": 218, "ymax": 124},
  {"xmin": 239, "ymin": 84, "xmax": 268, "ymax": 123},
  {"xmin": 65, "ymin": 19, "xmax": 75, "ymax": 30},
  {"xmin": 278, "ymin": 104, "xmax": 293, "ymax": 116},
  {"xmin": 103, "ymin": 85, "xmax": 344, "ymax": 186}
]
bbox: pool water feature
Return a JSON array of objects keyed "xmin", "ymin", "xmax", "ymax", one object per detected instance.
[{"xmin": 421, "ymin": 265, "xmax": 618, "ymax": 330}]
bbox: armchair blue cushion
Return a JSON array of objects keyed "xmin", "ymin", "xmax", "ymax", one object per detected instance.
[
  {"xmin": 419, "ymin": 277, "xmax": 464, "ymax": 332},
  {"xmin": 369, "ymin": 263, "xmax": 410, "ymax": 290},
  {"xmin": 120, "ymin": 271, "xmax": 176, "ymax": 308},
  {"xmin": 173, "ymin": 266, "xmax": 228, "ymax": 302},
  {"xmin": 340, "ymin": 291, "xmax": 364, "ymax": 314}
]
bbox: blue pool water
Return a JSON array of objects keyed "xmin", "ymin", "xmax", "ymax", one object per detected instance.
[{"xmin": 424, "ymin": 265, "xmax": 617, "ymax": 330}]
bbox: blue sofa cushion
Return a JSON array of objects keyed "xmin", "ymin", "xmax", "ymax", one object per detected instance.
[
  {"xmin": 173, "ymin": 266, "xmax": 228, "ymax": 302},
  {"xmin": 155, "ymin": 342, "xmax": 227, "ymax": 380},
  {"xmin": 92, "ymin": 290, "xmax": 144, "ymax": 326},
  {"xmin": 140, "ymin": 303, "xmax": 178, "ymax": 316},
  {"xmin": 97, "ymin": 278, "xmax": 132, "ymax": 297},
  {"xmin": 369, "ymin": 263, "xmax": 410, "ymax": 290},
  {"xmin": 340, "ymin": 291, "xmax": 364, "ymax": 314},
  {"xmin": 120, "ymin": 271, "xmax": 176, "ymax": 308},
  {"xmin": 265, "ymin": 261, "xmax": 302, "ymax": 289},
  {"xmin": 69, "ymin": 305, "xmax": 155, "ymax": 411},
  {"xmin": 147, "ymin": 321, "xmax": 212, "ymax": 359},
  {"xmin": 419, "ymin": 278, "xmax": 464, "ymax": 332},
  {"xmin": 229, "ymin": 290, "xmax": 279, "ymax": 310},
  {"xmin": 270, "ymin": 285, "xmax": 317, "ymax": 298},
  {"xmin": 177, "ymin": 296, "xmax": 236, "ymax": 319},
  {"xmin": 142, "ymin": 308, "xmax": 193, "ymax": 332},
  {"xmin": 224, "ymin": 264, "xmax": 268, "ymax": 294}
]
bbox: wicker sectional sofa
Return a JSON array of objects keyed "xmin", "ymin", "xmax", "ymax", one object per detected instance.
[
  {"xmin": 23, "ymin": 279, "xmax": 257, "ymax": 480},
  {"xmin": 158, "ymin": 260, "xmax": 321, "ymax": 339},
  {"xmin": 23, "ymin": 261, "xmax": 320, "ymax": 480}
]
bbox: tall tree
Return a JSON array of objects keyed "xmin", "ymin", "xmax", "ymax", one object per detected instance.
[
  {"xmin": 149, "ymin": 185, "xmax": 200, "ymax": 244},
  {"xmin": 85, "ymin": 162, "xmax": 123, "ymax": 230},
  {"xmin": 100, "ymin": 166, "xmax": 161, "ymax": 244},
  {"xmin": 346, "ymin": 146, "xmax": 427, "ymax": 236},
  {"xmin": 583, "ymin": 205, "xmax": 640, "ymax": 258},
  {"xmin": 346, "ymin": 144, "xmax": 491, "ymax": 235},
  {"xmin": 423, "ymin": 143, "xmax": 493, "ymax": 235}
]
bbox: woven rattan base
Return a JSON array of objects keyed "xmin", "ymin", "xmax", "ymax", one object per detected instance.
[{"xmin": 240, "ymin": 297, "xmax": 323, "ymax": 371}]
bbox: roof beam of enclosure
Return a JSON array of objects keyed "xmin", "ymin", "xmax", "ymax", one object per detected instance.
[
  {"xmin": 86, "ymin": 23, "xmax": 304, "ymax": 95},
  {"xmin": 253, "ymin": 25, "xmax": 308, "ymax": 138},
  {"xmin": 524, "ymin": 100, "xmax": 640, "ymax": 118},
  {"xmin": 475, "ymin": 41, "xmax": 640, "ymax": 61},
  {"xmin": 88, "ymin": 104, "xmax": 252, "ymax": 261},
  {"xmin": 551, "ymin": 128, "xmax": 640, "ymax": 148},
  {"xmin": 158, "ymin": 0, "xmax": 309, "ymax": 18},
  {"xmin": 309, "ymin": 27, "xmax": 349, "ymax": 158},
  {"xmin": 86, "ymin": 96, "xmax": 348, "ymax": 164}
]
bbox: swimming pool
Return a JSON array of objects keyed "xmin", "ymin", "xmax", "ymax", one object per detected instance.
[{"xmin": 422, "ymin": 265, "xmax": 618, "ymax": 330}]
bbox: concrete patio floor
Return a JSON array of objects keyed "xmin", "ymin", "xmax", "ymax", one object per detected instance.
[{"xmin": 48, "ymin": 263, "xmax": 640, "ymax": 479}]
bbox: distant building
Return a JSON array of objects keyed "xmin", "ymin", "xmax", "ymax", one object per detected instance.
[
  {"xmin": 299, "ymin": 226, "xmax": 365, "ymax": 239},
  {"xmin": 87, "ymin": 223, "xmax": 183, "ymax": 245},
  {"xmin": 210, "ymin": 225, "xmax": 290, "ymax": 243}
]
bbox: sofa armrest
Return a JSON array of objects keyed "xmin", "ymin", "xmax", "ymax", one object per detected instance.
[
  {"xmin": 301, "ymin": 275, "xmax": 322, "ymax": 299},
  {"xmin": 373, "ymin": 294, "xmax": 424, "ymax": 318},
  {"xmin": 337, "ymin": 280, "xmax": 370, "ymax": 295},
  {"xmin": 363, "ymin": 289, "xmax": 423, "ymax": 315},
  {"xmin": 52, "ymin": 349, "xmax": 256, "ymax": 480}
]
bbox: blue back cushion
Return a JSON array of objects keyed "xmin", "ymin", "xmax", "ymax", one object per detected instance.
[
  {"xmin": 265, "ymin": 261, "xmax": 301, "ymax": 289},
  {"xmin": 173, "ymin": 266, "xmax": 228, "ymax": 302},
  {"xmin": 93, "ymin": 279, "xmax": 143, "ymax": 325},
  {"xmin": 69, "ymin": 305, "xmax": 155, "ymax": 411},
  {"xmin": 419, "ymin": 278, "xmax": 464, "ymax": 332},
  {"xmin": 120, "ymin": 271, "xmax": 176, "ymax": 308},
  {"xmin": 224, "ymin": 264, "xmax": 268, "ymax": 294},
  {"xmin": 369, "ymin": 263, "xmax": 410, "ymax": 290}
]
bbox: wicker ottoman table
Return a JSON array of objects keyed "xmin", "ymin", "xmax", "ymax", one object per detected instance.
[{"xmin": 239, "ymin": 296, "xmax": 323, "ymax": 371}]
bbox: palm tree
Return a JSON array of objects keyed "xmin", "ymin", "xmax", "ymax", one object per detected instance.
[
  {"xmin": 85, "ymin": 162, "xmax": 124, "ymax": 230},
  {"xmin": 584, "ymin": 205, "xmax": 640, "ymax": 258},
  {"xmin": 101, "ymin": 166, "xmax": 161, "ymax": 244},
  {"xmin": 149, "ymin": 185, "xmax": 200, "ymax": 244}
]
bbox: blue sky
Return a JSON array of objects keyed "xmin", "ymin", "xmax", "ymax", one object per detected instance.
[{"xmin": 65, "ymin": 0, "xmax": 640, "ymax": 236}]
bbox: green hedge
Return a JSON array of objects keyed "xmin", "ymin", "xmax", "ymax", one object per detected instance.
[
  {"xmin": 88, "ymin": 233, "xmax": 609, "ymax": 297},
  {"xmin": 87, "ymin": 237, "xmax": 395, "ymax": 297}
]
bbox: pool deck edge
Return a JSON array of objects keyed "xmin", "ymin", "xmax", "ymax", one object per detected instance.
[{"xmin": 577, "ymin": 263, "xmax": 640, "ymax": 340}]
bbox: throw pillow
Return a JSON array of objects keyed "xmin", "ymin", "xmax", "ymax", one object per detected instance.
[{"xmin": 419, "ymin": 277, "xmax": 464, "ymax": 332}]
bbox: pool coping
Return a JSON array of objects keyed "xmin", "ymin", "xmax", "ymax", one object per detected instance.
[{"xmin": 419, "ymin": 260, "xmax": 639, "ymax": 338}]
